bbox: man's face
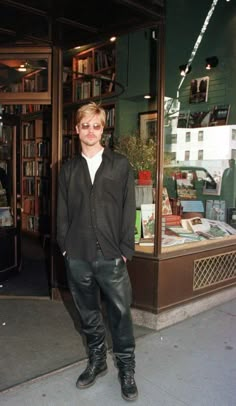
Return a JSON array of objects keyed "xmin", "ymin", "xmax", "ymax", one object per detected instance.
[{"xmin": 77, "ymin": 114, "xmax": 103, "ymax": 148}]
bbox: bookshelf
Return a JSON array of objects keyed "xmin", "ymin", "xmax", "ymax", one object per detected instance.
[
  {"xmin": 0, "ymin": 123, "xmax": 13, "ymax": 209},
  {"xmin": 72, "ymin": 41, "xmax": 116, "ymax": 102},
  {"xmin": 61, "ymin": 41, "xmax": 117, "ymax": 161},
  {"xmin": 21, "ymin": 115, "xmax": 50, "ymax": 235}
]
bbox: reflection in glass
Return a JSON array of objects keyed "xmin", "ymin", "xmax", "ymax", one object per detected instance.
[{"xmin": 0, "ymin": 58, "xmax": 48, "ymax": 93}]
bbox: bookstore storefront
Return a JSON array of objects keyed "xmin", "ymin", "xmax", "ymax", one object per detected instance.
[{"xmin": 126, "ymin": 0, "xmax": 236, "ymax": 329}]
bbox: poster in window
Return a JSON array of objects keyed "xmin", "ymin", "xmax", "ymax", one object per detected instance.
[{"xmin": 189, "ymin": 76, "xmax": 209, "ymax": 104}]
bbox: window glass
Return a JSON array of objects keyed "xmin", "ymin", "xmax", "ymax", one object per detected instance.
[
  {"xmin": 162, "ymin": 0, "xmax": 236, "ymax": 253},
  {"xmin": 0, "ymin": 58, "xmax": 48, "ymax": 93}
]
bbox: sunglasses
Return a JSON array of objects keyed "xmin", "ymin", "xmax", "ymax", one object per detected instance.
[{"xmin": 80, "ymin": 123, "xmax": 102, "ymax": 131}]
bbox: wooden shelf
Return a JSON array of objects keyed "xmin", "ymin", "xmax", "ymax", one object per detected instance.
[{"xmin": 21, "ymin": 115, "xmax": 50, "ymax": 235}]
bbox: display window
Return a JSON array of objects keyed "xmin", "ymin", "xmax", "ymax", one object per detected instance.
[{"xmin": 161, "ymin": 123, "xmax": 236, "ymax": 252}]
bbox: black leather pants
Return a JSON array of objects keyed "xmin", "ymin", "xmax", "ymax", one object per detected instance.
[{"xmin": 65, "ymin": 249, "xmax": 135, "ymax": 372}]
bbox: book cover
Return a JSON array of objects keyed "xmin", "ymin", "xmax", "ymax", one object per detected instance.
[
  {"xmin": 163, "ymin": 214, "xmax": 181, "ymax": 226},
  {"xmin": 176, "ymin": 179, "xmax": 197, "ymax": 200},
  {"xmin": 205, "ymin": 200, "xmax": 226, "ymax": 221},
  {"xmin": 162, "ymin": 187, "xmax": 172, "ymax": 215},
  {"xmin": 141, "ymin": 204, "xmax": 155, "ymax": 238},
  {"xmin": 180, "ymin": 200, "xmax": 204, "ymax": 213},
  {"xmin": 134, "ymin": 210, "xmax": 141, "ymax": 243}
]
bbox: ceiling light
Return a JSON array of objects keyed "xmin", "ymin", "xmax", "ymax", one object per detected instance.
[
  {"xmin": 17, "ymin": 64, "xmax": 27, "ymax": 72},
  {"xmin": 144, "ymin": 94, "xmax": 151, "ymax": 99},
  {"xmin": 205, "ymin": 56, "xmax": 219, "ymax": 70},
  {"xmin": 110, "ymin": 36, "xmax": 116, "ymax": 42}
]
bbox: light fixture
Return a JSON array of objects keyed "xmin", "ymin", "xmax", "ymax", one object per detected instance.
[
  {"xmin": 144, "ymin": 94, "xmax": 151, "ymax": 99},
  {"xmin": 179, "ymin": 64, "xmax": 192, "ymax": 76},
  {"xmin": 110, "ymin": 36, "xmax": 116, "ymax": 42},
  {"xmin": 17, "ymin": 63, "xmax": 27, "ymax": 72},
  {"xmin": 205, "ymin": 56, "xmax": 219, "ymax": 70}
]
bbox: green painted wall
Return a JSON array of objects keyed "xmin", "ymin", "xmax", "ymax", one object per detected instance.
[{"xmin": 115, "ymin": 28, "xmax": 158, "ymax": 137}]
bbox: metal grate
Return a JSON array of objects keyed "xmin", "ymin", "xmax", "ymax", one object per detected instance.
[{"xmin": 193, "ymin": 251, "xmax": 236, "ymax": 290}]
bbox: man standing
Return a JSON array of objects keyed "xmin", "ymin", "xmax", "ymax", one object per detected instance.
[{"xmin": 57, "ymin": 102, "xmax": 138, "ymax": 401}]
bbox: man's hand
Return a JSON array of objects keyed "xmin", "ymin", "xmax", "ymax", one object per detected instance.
[{"xmin": 122, "ymin": 255, "xmax": 127, "ymax": 263}]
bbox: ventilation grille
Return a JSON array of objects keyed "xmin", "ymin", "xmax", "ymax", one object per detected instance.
[{"xmin": 193, "ymin": 251, "xmax": 236, "ymax": 290}]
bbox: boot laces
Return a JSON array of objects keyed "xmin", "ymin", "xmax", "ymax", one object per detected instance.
[{"xmin": 122, "ymin": 373, "xmax": 135, "ymax": 387}]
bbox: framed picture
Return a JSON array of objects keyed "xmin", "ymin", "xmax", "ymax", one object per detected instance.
[
  {"xmin": 189, "ymin": 76, "xmax": 209, "ymax": 104},
  {"xmin": 139, "ymin": 111, "xmax": 157, "ymax": 141}
]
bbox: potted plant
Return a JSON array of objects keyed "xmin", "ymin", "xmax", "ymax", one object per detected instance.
[{"xmin": 114, "ymin": 135, "xmax": 156, "ymax": 184}]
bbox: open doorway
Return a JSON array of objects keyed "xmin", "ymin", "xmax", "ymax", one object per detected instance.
[{"xmin": 0, "ymin": 105, "xmax": 51, "ymax": 298}]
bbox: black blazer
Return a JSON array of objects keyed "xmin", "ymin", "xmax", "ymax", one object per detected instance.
[{"xmin": 57, "ymin": 148, "xmax": 136, "ymax": 261}]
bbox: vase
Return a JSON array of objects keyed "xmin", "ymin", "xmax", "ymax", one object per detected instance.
[{"xmin": 138, "ymin": 170, "xmax": 152, "ymax": 185}]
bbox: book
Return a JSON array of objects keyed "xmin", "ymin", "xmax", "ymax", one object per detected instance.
[
  {"xmin": 214, "ymin": 220, "xmax": 236, "ymax": 235},
  {"xmin": 181, "ymin": 217, "xmax": 211, "ymax": 233},
  {"xmin": 161, "ymin": 235, "xmax": 186, "ymax": 247},
  {"xmin": 135, "ymin": 210, "xmax": 141, "ymax": 243},
  {"xmin": 162, "ymin": 187, "xmax": 172, "ymax": 215},
  {"xmin": 162, "ymin": 214, "xmax": 181, "ymax": 226},
  {"xmin": 139, "ymin": 237, "xmax": 154, "ymax": 246},
  {"xmin": 141, "ymin": 204, "xmax": 155, "ymax": 238},
  {"xmin": 166, "ymin": 226, "xmax": 204, "ymax": 242},
  {"xmin": 205, "ymin": 200, "xmax": 226, "ymax": 221},
  {"xmin": 176, "ymin": 179, "xmax": 197, "ymax": 200},
  {"xmin": 181, "ymin": 217, "xmax": 231, "ymax": 239},
  {"xmin": 92, "ymin": 78, "xmax": 101, "ymax": 97},
  {"xmin": 180, "ymin": 200, "xmax": 204, "ymax": 213}
]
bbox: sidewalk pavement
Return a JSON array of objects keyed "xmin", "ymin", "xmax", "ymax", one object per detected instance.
[{"xmin": 1, "ymin": 298, "xmax": 236, "ymax": 406}]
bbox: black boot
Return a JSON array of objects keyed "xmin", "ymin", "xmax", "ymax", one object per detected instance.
[
  {"xmin": 119, "ymin": 370, "xmax": 138, "ymax": 401},
  {"xmin": 116, "ymin": 352, "xmax": 138, "ymax": 401},
  {"xmin": 76, "ymin": 360, "xmax": 107, "ymax": 389},
  {"xmin": 76, "ymin": 346, "xmax": 107, "ymax": 389}
]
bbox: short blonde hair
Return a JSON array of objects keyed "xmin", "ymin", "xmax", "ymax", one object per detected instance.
[{"xmin": 76, "ymin": 102, "xmax": 106, "ymax": 127}]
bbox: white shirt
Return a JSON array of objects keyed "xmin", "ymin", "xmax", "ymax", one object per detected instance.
[{"xmin": 82, "ymin": 148, "xmax": 104, "ymax": 184}]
